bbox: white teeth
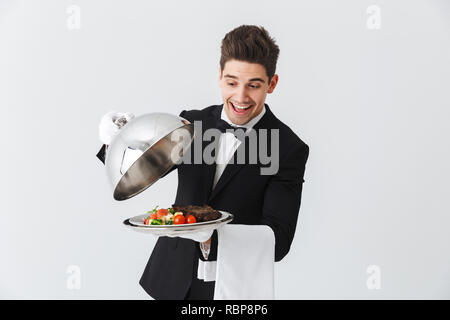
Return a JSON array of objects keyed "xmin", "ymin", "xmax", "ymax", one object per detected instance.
[{"xmin": 232, "ymin": 102, "xmax": 251, "ymax": 110}]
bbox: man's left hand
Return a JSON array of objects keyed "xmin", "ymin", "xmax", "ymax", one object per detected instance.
[{"xmin": 166, "ymin": 229, "xmax": 213, "ymax": 242}]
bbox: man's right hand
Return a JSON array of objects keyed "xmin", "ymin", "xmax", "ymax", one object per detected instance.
[{"xmin": 98, "ymin": 111, "xmax": 135, "ymax": 145}]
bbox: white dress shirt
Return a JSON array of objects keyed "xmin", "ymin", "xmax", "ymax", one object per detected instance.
[
  {"xmin": 213, "ymin": 105, "xmax": 266, "ymax": 189},
  {"xmin": 199, "ymin": 104, "xmax": 266, "ymax": 259}
]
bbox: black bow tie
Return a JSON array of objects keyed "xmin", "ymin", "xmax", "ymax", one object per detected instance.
[
  {"xmin": 216, "ymin": 119, "xmax": 247, "ymax": 142},
  {"xmin": 216, "ymin": 119, "xmax": 246, "ymax": 133}
]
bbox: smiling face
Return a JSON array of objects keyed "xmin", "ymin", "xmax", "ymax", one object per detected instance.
[{"xmin": 219, "ymin": 59, "xmax": 279, "ymax": 125}]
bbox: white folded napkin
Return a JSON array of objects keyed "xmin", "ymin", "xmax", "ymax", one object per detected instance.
[
  {"xmin": 197, "ymin": 224, "xmax": 275, "ymax": 300},
  {"xmin": 197, "ymin": 260, "xmax": 217, "ymax": 282}
]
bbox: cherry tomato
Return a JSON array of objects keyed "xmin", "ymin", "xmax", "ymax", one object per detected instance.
[
  {"xmin": 186, "ymin": 215, "xmax": 197, "ymax": 224},
  {"xmin": 156, "ymin": 209, "xmax": 169, "ymax": 219},
  {"xmin": 173, "ymin": 215, "xmax": 186, "ymax": 225},
  {"xmin": 149, "ymin": 213, "xmax": 157, "ymax": 219}
]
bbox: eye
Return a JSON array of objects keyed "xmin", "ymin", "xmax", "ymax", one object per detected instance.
[
  {"xmin": 227, "ymin": 82, "xmax": 235, "ymax": 86},
  {"xmin": 249, "ymin": 84, "xmax": 260, "ymax": 89}
]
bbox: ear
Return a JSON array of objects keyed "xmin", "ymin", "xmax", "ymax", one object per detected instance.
[
  {"xmin": 218, "ymin": 66, "xmax": 222, "ymax": 81},
  {"xmin": 267, "ymin": 74, "xmax": 279, "ymax": 94}
]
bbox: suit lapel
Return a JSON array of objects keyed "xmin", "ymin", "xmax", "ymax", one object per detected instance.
[
  {"xmin": 200, "ymin": 105, "xmax": 222, "ymax": 202},
  {"xmin": 208, "ymin": 104, "xmax": 275, "ymax": 202},
  {"xmin": 208, "ymin": 141, "xmax": 246, "ymax": 202}
]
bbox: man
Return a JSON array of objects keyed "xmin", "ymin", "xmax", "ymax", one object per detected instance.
[{"xmin": 96, "ymin": 25, "xmax": 309, "ymax": 299}]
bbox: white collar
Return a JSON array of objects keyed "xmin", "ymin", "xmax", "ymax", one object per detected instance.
[{"xmin": 221, "ymin": 104, "xmax": 266, "ymax": 130}]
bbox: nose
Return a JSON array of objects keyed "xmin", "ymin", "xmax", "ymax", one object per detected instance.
[{"xmin": 234, "ymin": 86, "xmax": 250, "ymax": 104}]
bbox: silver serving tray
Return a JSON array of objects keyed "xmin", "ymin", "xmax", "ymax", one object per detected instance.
[{"xmin": 123, "ymin": 211, "xmax": 233, "ymax": 236}]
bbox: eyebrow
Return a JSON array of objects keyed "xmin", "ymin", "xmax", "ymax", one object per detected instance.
[{"xmin": 224, "ymin": 74, "xmax": 266, "ymax": 83}]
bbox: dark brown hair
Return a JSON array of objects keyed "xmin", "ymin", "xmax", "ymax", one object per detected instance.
[{"xmin": 220, "ymin": 25, "xmax": 280, "ymax": 82}]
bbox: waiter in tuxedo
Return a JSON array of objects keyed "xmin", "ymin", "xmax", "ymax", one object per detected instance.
[{"xmin": 96, "ymin": 25, "xmax": 309, "ymax": 299}]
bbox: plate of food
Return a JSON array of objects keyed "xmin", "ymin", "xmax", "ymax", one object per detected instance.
[{"xmin": 124, "ymin": 204, "xmax": 233, "ymax": 235}]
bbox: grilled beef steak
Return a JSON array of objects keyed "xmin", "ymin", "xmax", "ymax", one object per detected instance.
[{"xmin": 171, "ymin": 204, "xmax": 221, "ymax": 222}]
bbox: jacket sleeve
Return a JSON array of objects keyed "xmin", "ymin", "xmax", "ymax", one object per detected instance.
[
  {"xmin": 198, "ymin": 143, "xmax": 310, "ymax": 262},
  {"xmin": 197, "ymin": 229, "xmax": 218, "ymax": 261},
  {"xmin": 96, "ymin": 144, "xmax": 107, "ymax": 164},
  {"xmin": 195, "ymin": 139, "xmax": 310, "ymax": 263},
  {"xmin": 259, "ymin": 142, "xmax": 310, "ymax": 262}
]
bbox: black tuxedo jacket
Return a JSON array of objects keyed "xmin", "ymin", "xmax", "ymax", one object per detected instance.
[{"xmin": 96, "ymin": 103, "xmax": 309, "ymax": 299}]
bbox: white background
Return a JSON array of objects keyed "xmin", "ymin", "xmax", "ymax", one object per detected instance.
[{"xmin": 1, "ymin": 0, "xmax": 449, "ymax": 299}]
